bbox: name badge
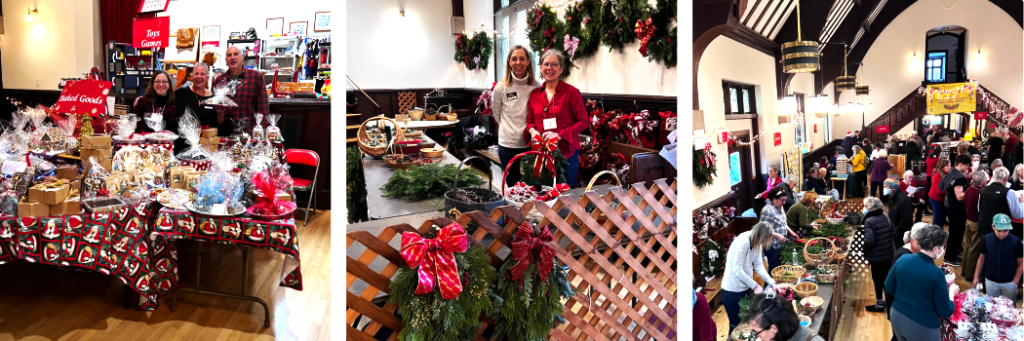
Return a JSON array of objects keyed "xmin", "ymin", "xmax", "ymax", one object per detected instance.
[
  {"xmin": 506, "ymin": 92, "xmax": 518, "ymax": 101},
  {"xmin": 543, "ymin": 118, "xmax": 557, "ymax": 130},
  {"xmin": 203, "ymin": 106, "xmax": 214, "ymax": 110}
]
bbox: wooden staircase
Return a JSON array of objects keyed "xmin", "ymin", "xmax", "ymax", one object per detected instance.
[{"xmin": 862, "ymin": 84, "xmax": 1019, "ymax": 143}]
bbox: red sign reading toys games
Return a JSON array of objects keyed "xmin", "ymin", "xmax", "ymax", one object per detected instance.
[
  {"xmin": 53, "ymin": 80, "xmax": 113, "ymax": 117},
  {"xmin": 133, "ymin": 17, "xmax": 170, "ymax": 48}
]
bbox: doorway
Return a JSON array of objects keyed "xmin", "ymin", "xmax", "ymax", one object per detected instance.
[
  {"xmin": 925, "ymin": 25, "xmax": 967, "ymax": 84},
  {"xmin": 729, "ymin": 131, "xmax": 755, "ymax": 213}
]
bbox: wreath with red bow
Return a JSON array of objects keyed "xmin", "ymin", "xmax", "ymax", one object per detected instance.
[
  {"xmin": 526, "ymin": 4, "xmax": 574, "ymax": 79},
  {"xmin": 694, "ymin": 144, "xmax": 718, "ymax": 188},
  {"xmin": 492, "ymin": 222, "xmax": 576, "ymax": 341},
  {"xmin": 454, "ymin": 31, "xmax": 494, "ymax": 71},
  {"xmin": 388, "ymin": 223, "xmax": 500, "ymax": 341},
  {"xmin": 645, "ymin": 0, "xmax": 677, "ymax": 67},
  {"xmin": 600, "ymin": 0, "xmax": 649, "ymax": 51},
  {"xmin": 520, "ymin": 136, "xmax": 569, "ymax": 187},
  {"xmin": 562, "ymin": 0, "xmax": 606, "ymax": 62}
]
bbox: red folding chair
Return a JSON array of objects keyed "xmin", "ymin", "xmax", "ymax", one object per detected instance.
[{"xmin": 285, "ymin": 149, "xmax": 320, "ymax": 226}]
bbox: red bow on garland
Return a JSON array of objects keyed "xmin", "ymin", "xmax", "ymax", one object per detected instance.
[
  {"xmin": 530, "ymin": 135, "xmax": 558, "ymax": 178},
  {"xmin": 625, "ymin": 110, "xmax": 659, "ymax": 149},
  {"xmin": 538, "ymin": 183, "xmax": 570, "ymax": 201},
  {"xmin": 542, "ymin": 27, "xmax": 558, "ymax": 54},
  {"xmin": 531, "ymin": 8, "xmax": 545, "ymax": 29},
  {"xmin": 634, "ymin": 17, "xmax": 656, "ymax": 57},
  {"xmin": 399, "ymin": 223, "xmax": 469, "ymax": 300},
  {"xmin": 702, "ymin": 142, "xmax": 715, "ymax": 166},
  {"xmin": 509, "ymin": 222, "xmax": 558, "ymax": 281}
]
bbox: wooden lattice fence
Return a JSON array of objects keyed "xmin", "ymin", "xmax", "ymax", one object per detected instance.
[{"xmin": 347, "ymin": 179, "xmax": 678, "ymax": 341}]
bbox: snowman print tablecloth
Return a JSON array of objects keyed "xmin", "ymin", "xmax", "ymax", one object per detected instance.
[
  {"xmin": 151, "ymin": 207, "xmax": 302, "ymax": 292},
  {"xmin": 0, "ymin": 202, "xmax": 169, "ymax": 310}
]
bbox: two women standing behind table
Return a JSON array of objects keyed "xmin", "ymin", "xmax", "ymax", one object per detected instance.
[
  {"xmin": 131, "ymin": 64, "xmax": 220, "ymax": 153},
  {"xmin": 493, "ymin": 46, "xmax": 541, "ymax": 186}
]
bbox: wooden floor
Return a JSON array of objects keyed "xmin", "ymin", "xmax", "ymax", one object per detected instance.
[
  {"xmin": 709, "ymin": 198, "xmax": 1023, "ymax": 341},
  {"xmin": 0, "ymin": 211, "xmax": 332, "ymax": 341}
]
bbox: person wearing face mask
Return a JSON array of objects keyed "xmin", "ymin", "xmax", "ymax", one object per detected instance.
[
  {"xmin": 970, "ymin": 154, "xmax": 982, "ymax": 175},
  {"xmin": 212, "ymin": 46, "xmax": 269, "ymax": 132},
  {"xmin": 525, "ymin": 50, "xmax": 588, "ymax": 188},
  {"xmin": 132, "ymin": 71, "xmax": 178, "ymax": 133},
  {"xmin": 898, "ymin": 171, "xmax": 926, "ymax": 223},
  {"xmin": 174, "ymin": 64, "xmax": 216, "ymax": 153},
  {"xmin": 862, "ymin": 196, "xmax": 898, "ymax": 313},
  {"xmin": 493, "ymin": 46, "xmax": 540, "ymax": 186},
  {"xmin": 742, "ymin": 292, "xmax": 825, "ymax": 341},
  {"xmin": 721, "ymin": 222, "xmax": 778, "ymax": 335},
  {"xmin": 884, "ymin": 223, "xmax": 930, "ymax": 341},
  {"xmin": 884, "ymin": 225, "xmax": 959, "ymax": 341},
  {"xmin": 938, "ymin": 155, "xmax": 971, "ymax": 266},
  {"xmin": 971, "ymin": 214, "xmax": 1023, "ymax": 301},
  {"xmin": 887, "ymin": 178, "xmax": 916, "ymax": 238},
  {"xmin": 961, "ymin": 171, "xmax": 988, "ymax": 278}
]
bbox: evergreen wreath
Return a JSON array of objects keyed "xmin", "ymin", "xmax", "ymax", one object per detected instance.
[
  {"xmin": 526, "ymin": 4, "xmax": 572, "ymax": 79},
  {"xmin": 491, "ymin": 223, "xmax": 576, "ymax": 341},
  {"xmin": 600, "ymin": 0, "xmax": 649, "ymax": 52},
  {"xmin": 700, "ymin": 240, "xmax": 726, "ymax": 278},
  {"xmin": 562, "ymin": 0, "xmax": 604, "ymax": 62},
  {"xmin": 389, "ymin": 245, "xmax": 501, "ymax": 341},
  {"xmin": 382, "ymin": 163, "xmax": 485, "ymax": 201},
  {"xmin": 694, "ymin": 147, "xmax": 717, "ymax": 188},
  {"xmin": 520, "ymin": 148, "xmax": 569, "ymax": 187},
  {"xmin": 645, "ymin": 0, "xmax": 677, "ymax": 67},
  {"xmin": 454, "ymin": 31, "xmax": 494, "ymax": 71}
]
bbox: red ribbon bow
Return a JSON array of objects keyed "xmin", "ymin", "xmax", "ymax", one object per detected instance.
[
  {"xmin": 399, "ymin": 223, "xmax": 469, "ymax": 300},
  {"xmin": 543, "ymin": 27, "xmax": 558, "ymax": 53},
  {"xmin": 539, "ymin": 183, "xmax": 570, "ymax": 201},
  {"xmin": 530, "ymin": 135, "xmax": 558, "ymax": 178},
  {"xmin": 634, "ymin": 17, "xmax": 656, "ymax": 57},
  {"xmin": 531, "ymin": 8, "xmax": 545, "ymax": 28},
  {"xmin": 509, "ymin": 222, "xmax": 558, "ymax": 281}
]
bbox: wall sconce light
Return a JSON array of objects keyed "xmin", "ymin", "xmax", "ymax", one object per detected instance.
[
  {"xmin": 26, "ymin": 8, "xmax": 37, "ymax": 23},
  {"xmin": 399, "ymin": 10, "xmax": 405, "ymax": 17}
]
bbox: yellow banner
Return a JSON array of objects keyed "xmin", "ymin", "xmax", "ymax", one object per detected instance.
[{"xmin": 926, "ymin": 82, "xmax": 977, "ymax": 115}]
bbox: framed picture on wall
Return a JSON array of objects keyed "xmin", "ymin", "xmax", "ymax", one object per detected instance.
[
  {"xmin": 289, "ymin": 21, "xmax": 308, "ymax": 36},
  {"xmin": 267, "ymin": 17, "xmax": 284, "ymax": 36},
  {"xmin": 313, "ymin": 11, "xmax": 330, "ymax": 32},
  {"xmin": 202, "ymin": 25, "xmax": 219, "ymax": 42}
]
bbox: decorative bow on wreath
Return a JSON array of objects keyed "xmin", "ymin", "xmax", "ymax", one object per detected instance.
[
  {"xmin": 625, "ymin": 110, "xmax": 659, "ymax": 149},
  {"xmin": 538, "ymin": 183, "xmax": 570, "ymax": 201},
  {"xmin": 658, "ymin": 111, "xmax": 677, "ymax": 132},
  {"xmin": 564, "ymin": 35, "xmax": 580, "ymax": 62},
  {"xmin": 542, "ymin": 28, "xmax": 558, "ymax": 53},
  {"xmin": 531, "ymin": 8, "xmax": 545, "ymax": 29},
  {"xmin": 531, "ymin": 135, "xmax": 559, "ymax": 178},
  {"xmin": 509, "ymin": 222, "xmax": 558, "ymax": 281},
  {"xmin": 399, "ymin": 223, "xmax": 469, "ymax": 300},
  {"xmin": 634, "ymin": 17, "xmax": 656, "ymax": 57},
  {"xmin": 701, "ymin": 142, "xmax": 715, "ymax": 166}
]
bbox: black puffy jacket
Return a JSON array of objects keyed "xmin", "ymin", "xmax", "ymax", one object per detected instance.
[
  {"xmin": 862, "ymin": 209, "xmax": 897, "ymax": 264},
  {"xmin": 888, "ymin": 190, "xmax": 916, "ymax": 238}
]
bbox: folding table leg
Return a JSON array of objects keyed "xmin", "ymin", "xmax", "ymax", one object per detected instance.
[{"xmin": 170, "ymin": 242, "xmax": 271, "ymax": 328}]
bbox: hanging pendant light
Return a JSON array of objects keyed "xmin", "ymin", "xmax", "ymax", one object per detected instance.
[
  {"xmin": 781, "ymin": 0, "xmax": 819, "ymax": 73},
  {"xmin": 837, "ymin": 44, "xmax": 857, "ymax": 91}
]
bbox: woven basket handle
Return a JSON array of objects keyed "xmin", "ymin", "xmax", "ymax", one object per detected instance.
[
  {"xmin": 585, "ymin": 170, "xmax": 622, "ymax": 191},
  {"xmin": 501, "ymin": 151, "xmax": 557, "ymax": 195},
  {"xmin": 452, "ymin": 156, "xmax": 491, "ymax": 190}
]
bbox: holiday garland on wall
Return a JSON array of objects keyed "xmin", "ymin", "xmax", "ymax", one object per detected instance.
[
  {"xmin": 388, "ymin": 223, "xmax": 501, "ymax": 341},
  {"xmin": 645, "ymin": 0, "xmax": 677, "ymax": 67},
  {"xmin": 527, "ymin": 4, "xmax": 573, "ymax": 79},
  {"xmin": 694, "ymin": 143, "xmax": 717, "ymax": 188},
  {"xmin": 601, "ymin": 0, "xmax": 648, "ymax": 52},
  {"xmin": 562, "ymin": 0, "xmax": 605, "ymax": 63},
  {"xmin": 492, "ymin": 222, "xmax": 576, "ymax": 341},
  {"xmin": 454, "ymin": 31, "xmax": 494, "ymax": 71}
]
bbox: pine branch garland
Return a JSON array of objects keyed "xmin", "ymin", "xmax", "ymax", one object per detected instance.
[
  {"xmin": 346, "ymin": 146, "xmax": 369, "ymax": 223},
  {"xmin": 645, "ymin": 0, "xmax": 676, "ymax": 67},
  {"xmin": 382, "ymin": 163, "xmax": 485, "ymax": 201},
  {"xmin": 600, "ymin": 0, "xmax": 649, "ymax": 51},
  {"xmin": 389, "ymin": 246, "xmax": 501, "ymax": 341}
]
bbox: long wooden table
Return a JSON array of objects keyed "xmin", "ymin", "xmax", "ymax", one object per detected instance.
[{"xmin": 362, "ymin": 136, "xmax": 463, "ymax": 220}]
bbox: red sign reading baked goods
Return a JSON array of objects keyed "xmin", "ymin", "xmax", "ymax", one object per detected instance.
[
  {"xmin": 133, "ymin": 17, "xmax": 170, "ymax": 48},
  {"xmin": 53, "ymin": 80, "xmax": 113, "ymax": 117},
  {"xmin": 876, "ymin": 125, "xmax": 890, "ymax": 134},
  {"xmin": 138, "ymin": 0, "xmax": 171, "ymax": 14}
]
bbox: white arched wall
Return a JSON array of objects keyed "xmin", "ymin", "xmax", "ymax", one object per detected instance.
[{"xmin": 832, "ymin": 0, "xmax": 1023, "ymax": 139}]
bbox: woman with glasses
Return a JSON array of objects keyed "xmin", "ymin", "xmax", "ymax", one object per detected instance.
[
  {"xmin": 884, "ymin": 224, "xmax": 959, "ymax": 341},
  {"xmin": 721, "ymin": 222, "xmax": 778, "ymax": 335},
  {"xmin": 173, "ymin": 64, "xmax": 217, "ymax": 152},
  {"xmin": 493, "ymin": 46, "xmax": 540, "ymax": 186},
  {"xmin": 132, "ymin": 71, "xmax": 177, "ymax": 133},
  {"xmin": 742, "ymin": 292, "xmax": 825, "ymax": 341},
  {"xmin": 525, "ymin": 50, "xmax": 589, "ymax": 188}
]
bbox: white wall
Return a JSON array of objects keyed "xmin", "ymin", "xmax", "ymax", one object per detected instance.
[
  {"xmin": 158, "ymin": 0, "xmax": 331, "ymax": 69},
  {"xmin": 696, "ymin": 37, "xmax": 781, "ymax": 206},
  {"xmin": 1, "ymin": 0, "xmax": 101, "ymax": 90},
  {"xmin": 843, "ymin": 0, "xmax": 1023, "ymax": 139},
  {"xmin": 463, "ymin": 0, "xmax": 496, "ymax": 89}
]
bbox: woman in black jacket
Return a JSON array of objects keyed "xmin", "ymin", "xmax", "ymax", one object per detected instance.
[
  {"xmin": 862, "ymin": 196, "xmax": 897, "ymax": 313},
  {"xmin": 903, "ymin": 138, "xmax": 921, "ymax": 174}
]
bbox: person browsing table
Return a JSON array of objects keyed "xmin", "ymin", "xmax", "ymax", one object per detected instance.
[
  {"xmin": 525, "ymin": 50, "xmax": 588, "ymax": 188},
  {"xmin": 212, "ymin": 46, "xmax": 269, "ymax": 131}
]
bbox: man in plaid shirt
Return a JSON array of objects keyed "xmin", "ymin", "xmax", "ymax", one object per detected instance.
[
  {"xmin": 213, "ymin": 46, "xmax": 268, "ymax": 131},
  {"xmin": 760, "ymin": 186, "xmax": 799, "ymax": 272}
]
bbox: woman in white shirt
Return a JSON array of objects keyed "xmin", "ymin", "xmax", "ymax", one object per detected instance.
[
  {"xmin": 492, "ymin": 45, "xmax": 541, "ymax": 186},
  {"xmin": 721, "ymin": 222, "xmax": 778, "ymax": 335}
]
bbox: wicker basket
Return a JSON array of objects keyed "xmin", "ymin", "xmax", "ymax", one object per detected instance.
[
  {"xmin": 794, "ymin": 282, "xmax": 818, "ymax": 299},
  {"xmin": 814, "ymin": 264, "xmax": 839, "ymax": 284},
  {"xmin": 502, "ymin": 151, "xmax": 559, "ymax": 223},
  {"xmin": 421, "ymin": 147, "xmax": 445, "ymax": 158},
  {"xmin": 798, "ymin": 296, "xmax": 824, "ymax": 315},
  {"xmin": 408, "ymin": 109, "xmax": 424, "ymax": 121},
  {"xmin": 803, "ymin": 237, "xmax": 838, "ymax": 267},
  {"xmin": 384, "ymin": 154, "xmax": 415, "ymax": 170},
  {"xmin": 771, "ymin": 265, "xmax": 806, "ymax": 284},
  {"xmin": 358, "ymin": 116, "xmax": 404, "ymax": 158}
]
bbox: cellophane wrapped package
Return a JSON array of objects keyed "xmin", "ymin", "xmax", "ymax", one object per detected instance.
[
  {"xmin": 248, "ymin": 164, "xmax": 296, "ymax": 218},
  {"xmin": 54, "ymin": 114, "xmax": 78, "ymax": 153},
  {"xmin": 112, "ymin": 114, "xmax": 145, "ymax": 146},
  {"xmin": 230, "ymin": 117, "xmax": 251, "ymax": 142},
  {"xmin": 266, "ymin": 114, "xmax": 282, "ymax": 142},
  {"xmin": 252, "ymin": 113, "xmax": 265, "ymax": 141},
  {"xmin": 145, "ymin": 112, "xmax": 179, "ymax": 144},
  {"xmin": 201, "ymin": 84, "xmax": 239, "ymax": 108},
  {"xmin": 82, "ymin": 156, "xmax": 110, "ymax": 198},
  {"xmin": 191, "ymin": 151, "xmax": 243, "ymax": 213},
  {"xmin": 176, "ymin": 107, "xmax": 210, "ymax": 162}
]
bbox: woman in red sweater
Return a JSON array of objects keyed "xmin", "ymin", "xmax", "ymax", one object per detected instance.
[
  {"xmin": 929, "ymin": 159, "xmax": 950, "ymax": 228},
  {"xmin": 525, "ymin": 50, "xmax": 589, "ymax": 188}
]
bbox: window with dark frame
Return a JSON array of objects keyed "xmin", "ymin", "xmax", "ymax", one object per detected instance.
[
  {"xmin": 926, "ymin": 52, "xmax": 946, "ymax": 83},
  {"xmin": 723, "ymin": 81, "xmax": 757, "ymax": 115},
  {"xmin": 794, "ymin": 93, "xmax": 806, "ymax": 146}
]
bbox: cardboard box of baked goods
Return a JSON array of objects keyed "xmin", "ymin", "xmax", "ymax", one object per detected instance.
[
  {"xmin": 200, "ymin": 128, "xmax": 218, "ymax": 138},
  {"xmin": 18, "ymin": 199, "xmax": 50, "ymax": 218},
  {"xmin": 28, "ymin": 181, "xmax": 70, "ymax": 205},
  {"xmin": 275, "ymin": 191, "xmax": 292, "ymax": 202},
  {"xmin": 81, "ymin": 134, "xmax": 112, "ymax": 149},
  {"xmin": 169, "ymin": 166, "xmax": 195, "ymax": 189},
  {"xmin": 56, "ymin": 165, "xmax": 78, "ymax": 180},
  {"xmin": 81, "ymin": 147, "xmax": 113, "ymax": 161},
  {"xmin": 50, "ymin": 191, "xmax": 81, "ymax": 216}
]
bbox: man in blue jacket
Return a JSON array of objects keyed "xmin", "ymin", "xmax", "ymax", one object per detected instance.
[
  {"xmin": 842, "ymin": 131, "xmax": 858, "ymax": 157},
  {"xmin": 971, "ymin": 213, "xmax": 1023, "ymax": 301}
]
